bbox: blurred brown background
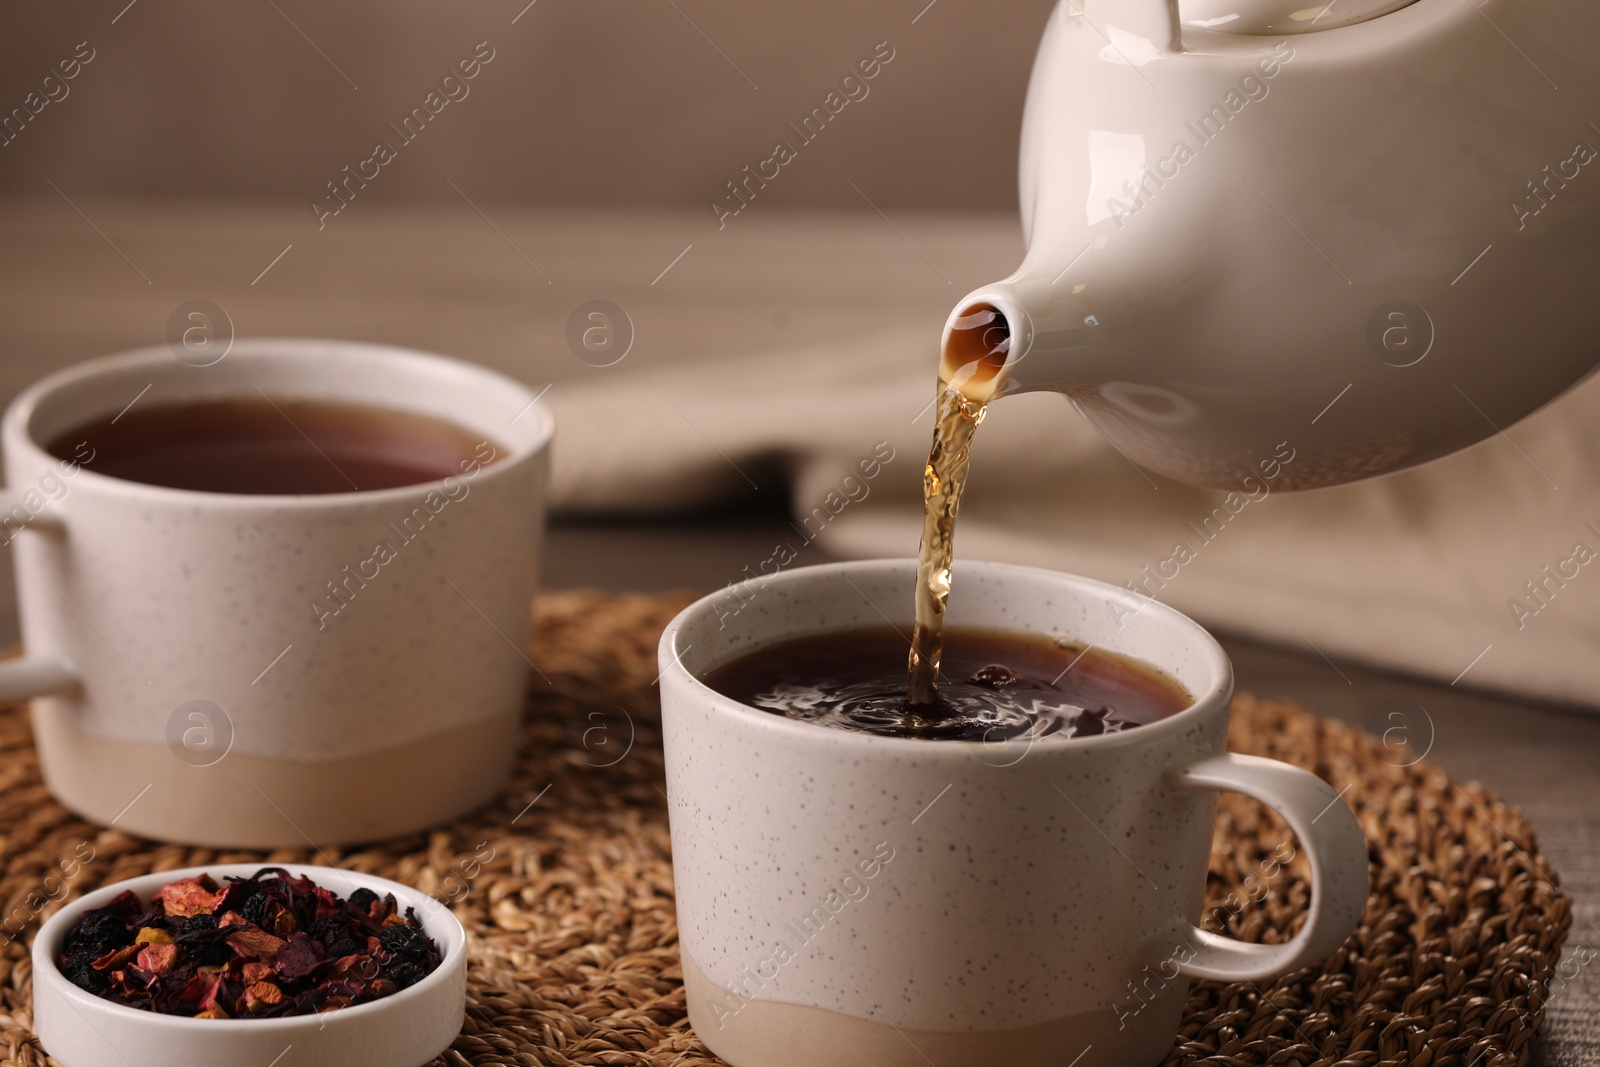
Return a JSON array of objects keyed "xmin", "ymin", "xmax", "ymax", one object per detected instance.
[{"xmin": 0, "ymin": 0, "xmax": 1051, "ymax": 210}]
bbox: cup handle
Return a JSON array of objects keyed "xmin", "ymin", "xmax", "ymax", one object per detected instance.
[
  {"xmin": 0, "ymin": 488, "xmax": 79, "ymax": 701},
  {"xmin": 0, "ymin": 656, "xmax": 78, "ymax": 701},
  {"xmin": 1171, "ymin": 752, "xmax": 1369, "ymax": 982}
]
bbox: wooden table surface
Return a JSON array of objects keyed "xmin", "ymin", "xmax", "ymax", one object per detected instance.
[{"xmin": 2, "ymin": 197, "xmax": 1596, "ymax": 1063}]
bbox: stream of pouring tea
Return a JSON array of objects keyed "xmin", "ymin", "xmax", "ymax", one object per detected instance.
[{"xmin": 906, "ymin": 305, "xmax": 1011, "ymax": 710}]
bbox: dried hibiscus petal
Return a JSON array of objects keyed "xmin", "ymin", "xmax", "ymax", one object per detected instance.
[
  {"xmin": 275, "ymin": 933, "xmax": 323, "ymax": 981},
  {"xmin": 57, "ymin": 868, "xmax": 442, "ymax": 1019},
  {"xmin": 98, "ymin": 891, "xmax": 144, "ymax": 925},
  {"xmin": 176, "ymin": 972, "xmax": 223, "ymax": 1011},
  {"xmin": 119, "ymin": 966, "xmax": 156, "ymax": 992},
  {"xmin": 212, "ymin": 878, "xmax": 258, "ymax": 917}
]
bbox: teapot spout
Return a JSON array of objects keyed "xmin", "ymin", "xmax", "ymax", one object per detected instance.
[
  {"xmin": 937, "ymin": 286, "xmax": 1035, "ymax": 403},
  {"xmin": 941, "ymin": 263, "xmax": 1127, "ymax": 402}
]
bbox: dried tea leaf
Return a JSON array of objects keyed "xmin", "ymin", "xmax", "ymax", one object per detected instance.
[{"xmin": 59, "ymin": 869, "xmax": 441, "ymax": 1020}]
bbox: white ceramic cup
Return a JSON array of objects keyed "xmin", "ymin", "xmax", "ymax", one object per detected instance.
[
  {"xmin": 659, "ymin": 559, "xmax": 1369, "ymax": 1067},
  {"xmin": 0, "ymin": 339, "xmax": 552, "ymax": 847},
  {"xmin": 33, "ymin": 863, "xmax": 467, "ymax": 1067}
]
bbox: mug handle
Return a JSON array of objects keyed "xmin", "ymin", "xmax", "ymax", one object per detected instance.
[
  {"xmin": 0, "ymin": 490, "xmax": 79, "ymax": 701},
  {"xmin": 1171, "ymin": 752, "xmax": 1369, "ymax": 982}
]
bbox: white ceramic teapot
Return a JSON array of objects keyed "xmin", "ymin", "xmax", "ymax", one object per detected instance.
[{"xmin": 945, "ymin": 0, "xmax": 1600, "ymax": 489}]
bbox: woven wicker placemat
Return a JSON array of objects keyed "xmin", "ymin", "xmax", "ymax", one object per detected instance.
[{"xmin": 0, "ymin": 590, "xmax": 1573, "ymax": 1067}]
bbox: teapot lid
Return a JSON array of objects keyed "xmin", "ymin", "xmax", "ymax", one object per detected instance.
[{"xmin": 1180, "ymin": 0, "xmax": 1417, "ymax": 33}]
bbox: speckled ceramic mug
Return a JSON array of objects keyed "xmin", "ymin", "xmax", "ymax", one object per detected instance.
[
  {"xmin": 0, "ymin": 339, "xmax": 552, "ymax": 847},
  {"xmin": 660, "ymin": 559, "xmax": 1369, "ymax": 1067}
]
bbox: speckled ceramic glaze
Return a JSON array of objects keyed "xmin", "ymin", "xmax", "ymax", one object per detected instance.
[
  {"xmin": 0, "ymin": 340, "xmax": 552, "ymax": 846},
  {"xmin": 661, "ymin": 560, "xmax": 1368, "ymax": 1067}
]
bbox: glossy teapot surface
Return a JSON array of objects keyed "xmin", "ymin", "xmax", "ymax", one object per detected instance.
[{"xmin": 950, "ymin": 0, "xmax": 1600, "ymax": 489}]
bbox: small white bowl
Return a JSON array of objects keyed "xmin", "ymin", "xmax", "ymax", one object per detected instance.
[{"xmin": 33, "ymin": 864, "xmax": 466, "ymax": 1067}]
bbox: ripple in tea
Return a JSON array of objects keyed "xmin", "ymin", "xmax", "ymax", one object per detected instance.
[{"xmin": 704, "ymin": 626, "xmax": 1192, "ymax": 742}]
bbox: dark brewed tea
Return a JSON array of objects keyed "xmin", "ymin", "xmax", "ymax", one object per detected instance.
[
  {"xmin": 704, "ymin": 626, "xmax": 1192, "ymax": 742},
  {"xmin": 46, "ymin": 398, "xmax": 496, "ymax": 495}
]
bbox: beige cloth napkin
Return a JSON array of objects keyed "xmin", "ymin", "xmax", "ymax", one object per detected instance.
[{"xmin": 548, "ymin": 327, "xmax": 1600, "ymax": 709}]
